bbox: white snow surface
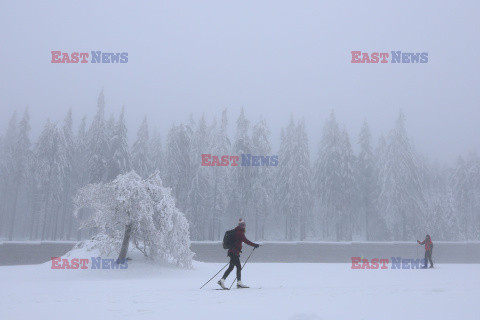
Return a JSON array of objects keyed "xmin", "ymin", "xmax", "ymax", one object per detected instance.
[{"xmin": 0, "ymin": 244, "xmax": 478, "ymax": 320}]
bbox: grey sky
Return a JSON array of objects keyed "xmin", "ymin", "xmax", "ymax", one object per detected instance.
[{"xmin": 0, "ymin": 0, "xmax": 479, "ymax": 163}]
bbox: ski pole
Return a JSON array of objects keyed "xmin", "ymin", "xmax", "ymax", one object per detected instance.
[
  {"xmin": 200, "ymin": 262, "xmax": 230, "ymax": 289},
  {"xmin": 229, "ymin": 247, "xmax": 256, "ymax": 290}
]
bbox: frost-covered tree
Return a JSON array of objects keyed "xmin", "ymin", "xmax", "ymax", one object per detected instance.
[
  {"xmin": 33, "ymin": 121, "xmax": 68, "ymax": 240},
  {"xmin": 150, "ymin": 129, "xmax": 164, "ymax": 177},
  {"xmin": 314, "ymin": 112, "xmax": 356, "ymax": 240},
  {"xmin": 293, "ymin": 119, "xmax": 313, "ymax": 240},
  {"xmin": 144, "ymin": 173, "xmax": 193, "ymax": 266},
  {"xmin": 450, "ymin": 153, "xmax": 480, "ymax": 240},
  {"xmin": 76, "ymin": 116, "xmax": 89, "ymax": 185},
  {"xmin": 209, "ymin": 110, "xmax": 231, "ymax": 239},
  {"xmin": 424, "ymin": 165, "xmax": 460, "ymax": 240},
  {"xmin": 1, "ymin": 109, "xmax": 32, "ymax": 240},
  {"xmin": 377, "ymin": 112, "xmax": 425, "ymax": 240},
  {"xmin": 276, "ymin": 126, "xmax": 292, "ymax": 239},
  {"xmin": 165, "ymin": 123, "xmax": 194, "ymax": 212},
  {"xmin": 277, "ymin": 117, "xmax": 312, "ymax": 240},
  {"xmin": 87, "ymin": 90, "xmax": 109, "ymax": 183},
  {"xmin": 337, "ymin": 128, "xmax": 356, "ymax": 240},
  {"xmin": 58, "ymin": 109, "xmax": 75, "ymax": 239},
  {"xmin": 74, "ymin": 171, "xmax": 193, "ymax": 267},
  {"xmin": 108, "ymin": 107, "xmax": 131, "ymax": 180},
  {"xmin": 132, "ymin": 117, "xmax": 152, "ymax": 178},
  {"xmin": 251, "ymin": 118, "xmax": 274, "ymax": 240},
  {"xmin": 1, "ymin": 112, "xmax": 17, "ymax": 238},
  {"xmin": 186, "ymin": 115, "xmax": 212, "ymax": 239},
  {"xmin": 356, "ymin": 121, "xmax": 378, "ymax": 240},
  {"xmin": 229, "ymin": 108, "xmax": 254, "ymax": 227}
]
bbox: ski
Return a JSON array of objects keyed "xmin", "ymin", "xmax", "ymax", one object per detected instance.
[{"xmin": 212, "ymin": 287, "xmax": 261, "ymax": 290}]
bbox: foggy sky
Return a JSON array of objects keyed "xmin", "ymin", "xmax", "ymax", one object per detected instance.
[{"xmin": 0, "ymin": 0, "xmax": 479, "ymax": 162}]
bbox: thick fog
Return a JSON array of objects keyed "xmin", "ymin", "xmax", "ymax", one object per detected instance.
[
  {"xmin": 1, "ymin": 1, "xmax": 479, "ymax": 242},
  {"xmin": 1, "ymin": 1, "xmax": 479, "ymax": 161}
]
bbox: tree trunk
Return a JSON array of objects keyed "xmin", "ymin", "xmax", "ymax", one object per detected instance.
[{"xmin": 117, "ymin": 223, "xmax": 133, "ymax": 262}]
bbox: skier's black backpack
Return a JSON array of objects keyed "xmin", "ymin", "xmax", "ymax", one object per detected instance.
[{"xmin": 223, "ymin": 229, "xmax": 236, "ymax": 249}]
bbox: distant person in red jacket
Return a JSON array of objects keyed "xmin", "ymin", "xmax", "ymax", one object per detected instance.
[
  {"xmin": 417, "ymin": 234, "xmax": 434, "ymax": 268},
  {"xmin": 218, "ymin": 219, "xmax": 259, "ymax": 289}
]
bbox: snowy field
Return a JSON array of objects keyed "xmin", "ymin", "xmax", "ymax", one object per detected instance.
[{"xmin": 1, "ymin": 254, "xmax": 479, "ymax": 320}]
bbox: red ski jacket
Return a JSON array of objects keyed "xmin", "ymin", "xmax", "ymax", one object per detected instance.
[
  {"xmin": 418, "ymin": 238, "xmax": 433, "ymax": 251},
  {"xmin": 228, "ymin": 226, "xmax": 257, "ymax": 256}
]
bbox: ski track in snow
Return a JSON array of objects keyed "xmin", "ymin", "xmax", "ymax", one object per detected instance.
[{"xmin": 0, "ymin": 260, "xmax": 478, "ymax": 320}]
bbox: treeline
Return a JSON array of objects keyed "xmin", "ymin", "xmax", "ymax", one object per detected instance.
[{"xmin": 1, "ymin": 91, "xmax": 479, "ymax": 241}]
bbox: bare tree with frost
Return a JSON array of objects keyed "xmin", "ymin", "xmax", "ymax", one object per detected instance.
[{"xmin": 74, "ymin": 171, "xmax": 193, "ymax": 267}]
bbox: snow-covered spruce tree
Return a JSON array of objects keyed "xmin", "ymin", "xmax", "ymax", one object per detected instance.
[
  {"xmin": 186, "ymin": 115, "xmax": 212, "ymax": 240},
  {"xmin": 338, "ymin": 128, "xmax": 357, "ymax": 240},
  {"xmin": 132, "ymin": 117, "xmax": 152, "ymax": 178},
  {"xmin": 0, "ymin": 112, "xmax": 18, "ymax": 238},
  {"xmin": 106, "ymin": 113, "xmax": 116, "ymax": 150},
  {"xmin": 251, "ymin": 118, "xmax": 274, "ymax": 240},
  {"xmin": 74, "ymin": 171, "xmax": 193, "ymax": 267},
  {"xmin": 313, "ymin": 112, "xmax": 356, "ymax": 240},
  {"xmin": 73, "ymin": 116, "xmax": 90, "ymax": 239},
  {"xmin": 356, "ymin": 121, "xmax": 378, "ymax": 240},
  {"xmin": 276, "ymin": 117, "xmax": 313, "ymax": 240},
  {"xmin": 424, "ymin": 165, "xmax": 460, "ymax": 240},
  {"xmin": 0, "ymin": 109, "xmax": 32, "ymax": 240},
  {"xmin": 450, "ymin": 153, "xmax": 480, "ymax": 240},
  {"xmin": 12, "ymin": 108, "xmax": 32, "ymax": 240},
  {"xmin": 165, "ymin": 123, "xmax": 195, "ymax": 214},
  {"xmin": 107, "ymin": 107, "xmax": 131, "ymax": 181},
  {"xmin": 87, "ymin": 90, "xmax": 109, "ymax": 183},
  {"xmin": 229, "ymin": 108, "xmax": 254, "ymax": 230},
  {"xmin": 208, "ymin": 109, "xmax": 231, "ymax": 240},
  {"xmin": 377, "ymin": 112, "xmax": 425, "ymax": 240},
  {"xmin": 150, "ymin": 129, "xmax": 164, "ymax": 178},
  {"xmin": 33, "ymin": 121, "xmax": 68, "ymax": 240},
  {"xmin": 59, "ymin": 110, "xmax": 75, "ymax": 240},
  {"xmin": 293, "ymin": 119, "xmax": 313, "ymax": 240},
  {"xmin": 276, "ymin": 126, "xmax": 292, "ymax": 239}
]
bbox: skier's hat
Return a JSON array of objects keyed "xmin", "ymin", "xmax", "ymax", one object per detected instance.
[{"xmin": 238, "ymin": 218, "xmax": 246, "ymax": 228}]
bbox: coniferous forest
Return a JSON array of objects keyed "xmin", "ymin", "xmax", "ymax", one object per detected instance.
[{"xmin": 1, "ymin": 91, "xmax": 479, "ymax": 242}]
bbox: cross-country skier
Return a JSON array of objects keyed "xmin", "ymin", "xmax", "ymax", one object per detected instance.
[
  {"xmin": 218, "ymin": 219, "xmax": 260, "ymax": 289},
  {"xmin": 417, "ymin": 234, "xmax": 434, "ymax": 268}
]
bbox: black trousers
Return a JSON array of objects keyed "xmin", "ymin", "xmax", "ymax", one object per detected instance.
[
  {"xmin": 424, "ymin": 250, "xmax": 433, "ymax": 267},
  {"xmin": 222, "ymin": 252, "xmax": 241, "ymax": 280}
]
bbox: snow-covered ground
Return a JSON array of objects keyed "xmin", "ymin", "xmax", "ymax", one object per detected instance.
[{"xmin": 1, "ymin": 247, "xmax": 478, "ymax": 320}]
